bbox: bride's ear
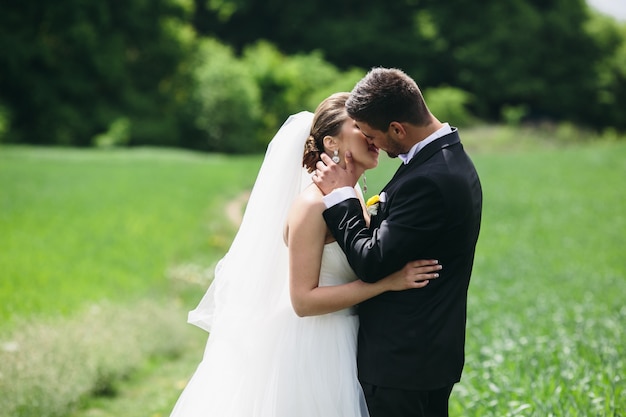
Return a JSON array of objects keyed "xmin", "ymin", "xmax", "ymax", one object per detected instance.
[{"xmin": 322, "ymin": 135, "xmax": 339, "ymax": 153}]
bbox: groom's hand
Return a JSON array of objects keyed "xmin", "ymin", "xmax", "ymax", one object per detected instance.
[{"xmin": 313, "ymin": 152, "xmax": 358, "ymax": 195}]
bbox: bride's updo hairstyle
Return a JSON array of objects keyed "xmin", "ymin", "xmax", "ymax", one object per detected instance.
[{"xmin": 302, "ymin": 92, "xmax": 350, "ymax": 173}]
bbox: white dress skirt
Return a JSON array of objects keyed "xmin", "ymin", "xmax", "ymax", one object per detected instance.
[{"xmin": 169, "ymin": 242, "xmax": 369, "ymax": 417}]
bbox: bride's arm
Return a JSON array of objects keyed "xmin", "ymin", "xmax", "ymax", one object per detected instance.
[{"xmin": 287, "ymin": 190, "xmax": 441, "ymax": 317}]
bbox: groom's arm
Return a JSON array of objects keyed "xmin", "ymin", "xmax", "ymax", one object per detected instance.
[
  {"xmin": 313, "ymin": 152, "xmax": 446, "ymax": 282},
  {"xmin": 324, "ymin": 176, "xmax": 445, "ymax": 283}
]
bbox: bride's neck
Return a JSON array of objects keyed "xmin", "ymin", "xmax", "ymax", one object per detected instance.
[{"xmin": 352, "ymin": 168, "xmax": 365, "ymax": 185}]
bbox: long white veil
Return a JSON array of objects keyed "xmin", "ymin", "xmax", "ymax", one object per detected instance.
[
  {"xmin": 188, "ymin": 110, "xmax": 314, "ymax": 335},
  {"xmin": 171, "ymin": 111, "xmax": 370, "ymax": 417}
]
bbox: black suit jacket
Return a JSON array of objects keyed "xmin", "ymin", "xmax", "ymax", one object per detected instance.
[{"xmin": 323, "ymin": 129, "xmax": 482, "ymax": 390}]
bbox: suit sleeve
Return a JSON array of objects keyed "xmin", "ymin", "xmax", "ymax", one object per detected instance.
[{"xmin": 323, "ymin": 176, "xmax": 445, "ymax": 282}]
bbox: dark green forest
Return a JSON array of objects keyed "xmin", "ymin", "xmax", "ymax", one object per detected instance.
[{"xmin": 1, "ymin": 0, "xmax": 625, "ymax": 153}]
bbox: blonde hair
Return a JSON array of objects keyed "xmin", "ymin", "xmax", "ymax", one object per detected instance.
[{"xmin": 302, "ymin": 92, "xmax": 350, "ymax": 173}]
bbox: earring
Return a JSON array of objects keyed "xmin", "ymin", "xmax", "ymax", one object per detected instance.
[
  {"xmin": 332, "ymin": 150, "xmax": 340, "ymax": 164},
  {"xmin": 362, "ymin": 174, "xmax": 367, "ymax": 193}
]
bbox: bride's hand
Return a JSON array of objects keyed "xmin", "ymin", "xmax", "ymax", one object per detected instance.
[{"xmin": 386, "ymin": 260, "xmax": 442, "ymax": 291}]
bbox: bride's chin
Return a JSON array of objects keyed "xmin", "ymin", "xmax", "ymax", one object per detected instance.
[{"xmin": 356, "ymin": 156, "xmax": 378, "ymax": 170}]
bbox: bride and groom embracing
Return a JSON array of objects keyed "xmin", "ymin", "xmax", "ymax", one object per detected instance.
[{"xmin": 169, "ymin": 67, "xmax": 483, "ymax": 417}]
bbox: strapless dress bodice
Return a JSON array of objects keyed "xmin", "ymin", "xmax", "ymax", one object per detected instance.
[{"xmin": 318, "ymin": 241, "xmax": 358, "ymax": 287}]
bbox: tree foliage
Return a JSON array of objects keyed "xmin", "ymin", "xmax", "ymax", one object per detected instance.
[
  {"xmin": 0, "ymin": 0, "xmax": 624, "ymax": 151},
  {"xmin": 428, "ymin": 0, "xmax": 603, "ymax": 124},
  {"xmin": 197, "ymin": 0, "xmax": 624, "ymax": 130},
  {"xmin": 183, "ymin": 38, "xmax": 262, "ymax": 153},
  {"xmin": 0, "ymin": 0, "xmax": 194, "ymax": 146},
  {"xmin": 584, "ymin": 11, "xmax": 626, "ymax": 130}
]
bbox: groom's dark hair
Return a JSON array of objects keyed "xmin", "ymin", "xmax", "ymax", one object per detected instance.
[{"xmin": 346, "ymin": 67, "xmax": 431, "ymax": 132}]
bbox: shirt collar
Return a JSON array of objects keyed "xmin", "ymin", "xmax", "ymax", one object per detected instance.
[{"xmin": 398, "ymin": 123, "xmax": 452, "ymax": 165}]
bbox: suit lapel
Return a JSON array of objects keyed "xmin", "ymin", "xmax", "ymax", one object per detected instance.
[
  {"xmin": 381, "ymin": 129, "xmax": 461, "ymax": 194},
  {"xmin": 384, "ymin": 160, "xmax": 410, "ymax": 190}
]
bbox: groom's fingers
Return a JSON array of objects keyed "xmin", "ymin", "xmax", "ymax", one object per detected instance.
[
  {"xmin": 314, "ymin": 154, "xmax": 332, "ymax": 181},
  {"xmin": 313, "ymin": 151, "xmax": 359, "ymax": 192},
  {"xmin": 344, "ymin": 151, "xmax": 354, "ymax": 174},
  {"xmin": 318, "ymin": 153, "xmax": 333, "ymax": 167}
]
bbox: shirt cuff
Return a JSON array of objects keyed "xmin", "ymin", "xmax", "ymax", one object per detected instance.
[{"xmin": 322, "ymin": 187, "xmax": 357, "ymax": 208}]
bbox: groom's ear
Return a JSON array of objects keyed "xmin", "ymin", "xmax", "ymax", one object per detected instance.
[{"xmin": 389, "ymin": 121, "xmax": 406, "ymax": 139}]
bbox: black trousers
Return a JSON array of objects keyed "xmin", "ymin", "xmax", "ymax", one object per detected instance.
[{"xmin": 361, "ymin": 382, "xmax": 454, "ymax": 417}]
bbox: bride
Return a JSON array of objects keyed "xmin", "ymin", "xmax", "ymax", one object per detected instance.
[{"xmin": 169, "ymin": 93, "xmax": 441, "ymax": 417}]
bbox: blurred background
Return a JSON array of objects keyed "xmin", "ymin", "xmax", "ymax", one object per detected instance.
[
  {"xmin": 1, "ymin": 1, "xmax": 625, "ymax": 416},
  {"xmin": 1, "ymin": 0, "xmax": 625, "ymax": 153}
]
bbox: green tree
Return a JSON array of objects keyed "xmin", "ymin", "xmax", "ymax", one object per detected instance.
[
  {"xmin": 584, "ymin": 11, "xmax": 626, "ymax": 130},
  {"xmin": 0, "ymin": 0, "xmax": 194, "ymax": 145},
  {"xmin": 183, "ymin": 38, "xmax": 263, "ymax": 153},
  {"xmin": 176, "ymin": 39, "xmax": 364, "ymax": 153},
  {"xmin": 193, "ymin": 0, "xmax": 618, "ymax": 130},
  {"xmin": 241, "ymin": 41, "xmax": 364, "ymax": 144},
  {"xmin": 192, "ymin": 0, "xmax": 439, "ymax": 82},
  {"xmin": 425, "ymin": 0, "xmax": 601, "ymax": 123}
]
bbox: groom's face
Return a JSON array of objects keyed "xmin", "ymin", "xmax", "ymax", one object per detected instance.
[{"xmin": 356, "ymin": 121, "xmax": 404, "ymax": 159}]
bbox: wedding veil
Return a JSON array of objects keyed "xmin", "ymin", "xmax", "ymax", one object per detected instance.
[
  {"xmin": 188, "ymin": 111, "xmax": 314, "ymax": 334},
  {"xmin": 171, "ymin": 110, "xmax": 371, "ymax": 417}
]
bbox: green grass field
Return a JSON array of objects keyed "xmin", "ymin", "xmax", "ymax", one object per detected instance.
[
  {"xmin": 455, "ymin": 140, "xmax": 626, "ymax": 416},
  {"xmin": 1, "ymin": 132, "xmax": 625, "ymax": 416},
  {"xmin": 0, "ymin": 146, "xmax": 261, "ymax": 324}
]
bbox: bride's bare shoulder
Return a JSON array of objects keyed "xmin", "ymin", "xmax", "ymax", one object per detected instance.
[
  {"xmin": 284, "ymin": 184, "xmax": 327, "ymax": 244},
  {"xmin": 291, "ymin": 184, "xmax": 326, "ymax": 212}
]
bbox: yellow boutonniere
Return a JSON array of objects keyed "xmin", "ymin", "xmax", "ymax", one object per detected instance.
[{"xmin": 366, "ymin": 194, "xmax": 381, "ymax": 216}]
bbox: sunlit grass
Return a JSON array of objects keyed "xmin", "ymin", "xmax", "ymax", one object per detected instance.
[
  {"xmin": 0, "ymin": 300, "xmax": 200, "ymax": 417},
  {"xmin": 0, "ymin": 146, "xmax": 261, "ymax": 325},
  {"xmin": 1, "ymin": 133, "xmax": 625, "ymax": 416},
  {"xmin": 451, "ymin": 141, "xmax": 626, "ymax": 416},
  {"xmin": 0, "ymin": 145, "xmax": 260, "ymax": 417}
]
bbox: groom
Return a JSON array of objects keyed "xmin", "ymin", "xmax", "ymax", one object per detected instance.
[{"xmin": 313, "ymin": 67, "xmax": 482, "ymax": 417}]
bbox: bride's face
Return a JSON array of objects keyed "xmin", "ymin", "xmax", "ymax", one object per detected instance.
[{"xmin": 338, "ymin": 118, "xmax": 379, "ymax": 171}]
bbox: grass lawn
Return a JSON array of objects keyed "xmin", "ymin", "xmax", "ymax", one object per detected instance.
[
  {"xmin": 0, "ymin": 146, "xmax": 261, "ymax": 324},
  {"xmin": 454, "ymin": 139, "xmax": 626, "ymax": 415},
  {"xmin": 1, "ymin": 132, "xmax": 625, "ymax": 416},
  {"xmin": 0, "ymin": 146, "xmax": 260, "ymax": 417}
]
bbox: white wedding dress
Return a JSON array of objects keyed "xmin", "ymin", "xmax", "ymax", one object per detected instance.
[
  {"xmin": 170, "ymin": 242, "xmax": 368, "ymax": 417},
  {"xmin": 169, "ymin": 112, "xmax": 369, "ymax": 417}
]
